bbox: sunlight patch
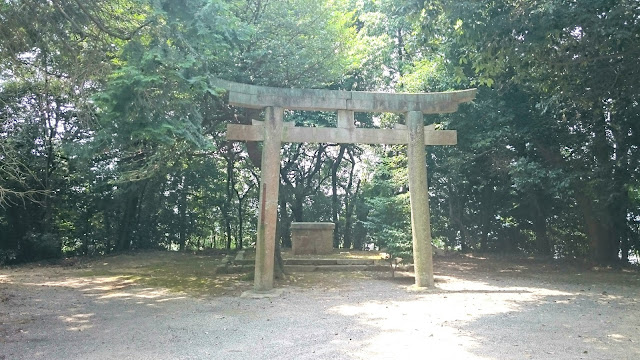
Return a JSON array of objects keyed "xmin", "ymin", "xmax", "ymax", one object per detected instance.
[
  {"xmin": 329, "ymin": 277, "xmax": 580, "ymax": 359},
  {"xmin": 607, "ymin": 333, "xmax": 627, "ymax": 342},
  {"xmin": 29, "ymin": 276, "xmax": 136, "ymax": 290},
  {"xmin": 59, "ymin": 313, "xmax": 94, "ymax": 332}
]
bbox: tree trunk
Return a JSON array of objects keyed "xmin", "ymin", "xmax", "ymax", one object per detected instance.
[
  {"xmin": 291, "ymin": 192, "xmax": 304, "ymax": 222},
  {"xmin": 278, "ymin": 189, "xmax": 292, "ymax": 248},
  {"xmin": 586, "ymin": 110, "xmax": 618, "ymax": 263},
  {"xmin": 535, "ymin": 139, "xmax": 618, "ymax": 263},
  {"xmin": 225, "ymin": 146, "xmax": 234, "ymax": 249},
  {"xmin": 446, "ymin": 180, "xmax": 470, "ymax": 252},
  {"xmin": 479, "ymin": 185, "xmax": 493, "ymax": 252},
  {"xmin": 342, "ymin": 155, "xmax": 358, "ymax": 249},
  {"xmin": 178, "ymin": 176, "xmax": 188, "ymax": 251},
  {"xmin": 353, "ymin": 221, "xmax": 366, "ymax": 251},
  {"xmin": 116, "ymin": 192, "xmax": 138, "ymax": 251},
  {"xmin": 81, "ymin": 209, "xmax": 90, "ymax": 255},
  {"xmin": 531, "ymin": 193, "xmax": 551, "ymax": 255},
  {"xmin": 274, "ymin": 219, "xmax": 287, "ymax": 280},
  {"xmin": 105, "ymin": 214, "xmax": 112, "ymax": 253},
  {"xmin": 133, "ymin": 180, "xmax": 147, "ymax": 249},
  {"xmin": 343, "ymin": 198, "xmax": 354, "ymax": 249},
  {"xmin": 331, "ymin": 145, "xmax": 346, "ymax": 248},
  {"xmin": 621, "ymin": 236, "xmax": 630, "ymax": 263},
  {"xmin": 575, "ymin": 191, "xmax": 617, "ymax": 263},
  {"xmin": 237, "ymin": 197, "xmax": 244, "ymax": 250}
]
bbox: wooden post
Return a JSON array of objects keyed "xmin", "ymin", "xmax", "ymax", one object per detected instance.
[
  {"xmin": 407, "ymin": 111, "xmax": 434, "ymax": 287},
  {"xmin": 254, "ymin": 106, "xmax": 283, "ymax": 292}
]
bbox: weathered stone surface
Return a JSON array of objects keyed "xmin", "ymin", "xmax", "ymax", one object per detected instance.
[
  {"xmin": 281, "ymin": 258, "xmax": 375, "ymax": 265},
  {"xmin": 407, "ymin": 111, "xmax": 435, "ymax": 287},
  {"xmin": 253, "ymin": 107, "xmax": 283, "ymax": 292},
  {"xmin": 227, "ymin": 124, "xmax": 457, "ymax": 145},
  {"xmin": 317, "ymin": 265, "xmax": 368, "ymax": 271},
  {"xmin": 212, "ymin": 78, "xmax": 476, "ymax": 113},
  {"xmin": 233, "ymin": 259, "xmax": 254, "ymax": 266},
  {"xmin": 240, "ymin": 288, "xmax": 286, "ymax": 298},
  {"xmin": 432, "ymin": 245, "xmax": 447, "ymax": 257},
  {"xmin": 283, "ymin": 259, "xmax": 338, "ymax": 265},
  {"xmin": 337, "ymin": 110, "xmax": 355, "ymax": 129},
  {"xmin": 290, "ymin": 222, "xmax": 335, "ymax": 255},
  {"xmin": 283, "ymin": 264, "xmax": 371, "ymax": 272},
  {"xmin": 283, "ymin": 265, "xmax": 319, "ymax": 272},
  {"xmin": 335, "ymin": 259, "xmax": 375, "ymax": 265},
  {"xmin": 234, "ymin": 250, "xmax": 245, "ymax": 261}
]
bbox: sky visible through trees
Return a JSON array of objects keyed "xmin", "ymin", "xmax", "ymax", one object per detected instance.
[{"xmin": 1, "ymin": 0, "xmax": 639, "ymax": 265}]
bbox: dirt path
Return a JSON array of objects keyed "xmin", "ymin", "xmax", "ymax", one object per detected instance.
[{"xmin": 1, "ymin": 253, "xmax": 639, "ymax": 359}]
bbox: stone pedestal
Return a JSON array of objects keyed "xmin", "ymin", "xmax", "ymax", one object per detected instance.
[{"xmin": 291, "ymin": 222, "xmax": 335, "ymax": 255}]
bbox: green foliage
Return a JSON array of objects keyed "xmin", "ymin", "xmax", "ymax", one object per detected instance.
[
  {"xmin": 415, "ymin": 0, "xmax": 640, "ymax": 262},
  {"xmin": 2, "ymin": 0, "xmax": 639, "ymax": 266},
  {"xmin": 20, "ymin": 233, "xmax": 61, "ymax": 261},
  {"xmin": 1, "ymin": 0, "xmax": 364, "ymax": 261},
  {"xmin": 230, "ymin": 0, "xmax": 359, "ymax": 87},
  {"xmin": 365, "ymin": 193, "xmax": 413, "ymax": 259},
  {"xmin": 360, "ymin": 147, "xmax": 412, "ymax": 258}
]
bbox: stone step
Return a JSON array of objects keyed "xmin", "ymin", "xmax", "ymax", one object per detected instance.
[
  {"xmin": 284, "ymin": 265, "xmax": 370, "ymax": 272},
  {"xmin": 283, "ymin": 259, "xmax": 375, "ymax": 266},
  {"xmin": 284, "ymin": 259, "xmax": 337, "ymax": 265},
  {"xmin": 236, "ymin": 258, "xmax": 378, "ymax": 266},
  {"xmin": 233, "ymin": 259, "xmax": 384, "ymax": 266},
  {"xmin": 284, "ymin": 264, "xmax": 395, "ymax": 272},
  {"xmin": 234, "ymin": 259, "xmax": 255, "ymax": 265},
  {"xmin": 234, "ymin": 259, "xmax": 398, "ymax": 272},
  {"xmin": 335, "ymin": 259, "xmax": 376, "ymax": 265},
  {"xmin": 224, "ymin": 262, "xmax": 400, "ymax": 272}
]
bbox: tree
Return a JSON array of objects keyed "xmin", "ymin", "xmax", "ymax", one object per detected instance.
[{"xmin": 413, "ymin": 0, "xmax": 640, "ymax": 262}]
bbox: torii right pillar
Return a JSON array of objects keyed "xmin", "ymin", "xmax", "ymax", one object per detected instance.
[{"xmin": 407, "ymin": 111, "xmax": 434, "ymax": 287}]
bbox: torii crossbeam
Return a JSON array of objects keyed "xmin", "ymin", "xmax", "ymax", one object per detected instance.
[{"xmin": 215, "ymin": 79, "xmax": 476, "ymax": 293}]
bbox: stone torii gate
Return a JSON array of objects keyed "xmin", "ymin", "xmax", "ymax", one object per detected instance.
[{"xmin": 214, "ymin": 79, "xmax": 476, "ymax": 293}]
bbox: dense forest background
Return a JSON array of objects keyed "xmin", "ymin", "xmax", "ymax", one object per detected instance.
[{"xmin": 1, "ymin": 0, "xmax": 638, "ymax": 265}]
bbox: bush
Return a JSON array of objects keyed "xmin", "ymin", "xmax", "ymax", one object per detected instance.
[
  {"xmin": 19, "ymin": 232, "xmax": 61, "ymax": 261},
  {"xmin": 0, "ymin": 249, "xmax": 17, "ymax": 265}
]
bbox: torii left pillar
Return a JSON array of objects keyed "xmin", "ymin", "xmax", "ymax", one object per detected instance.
[{"xmin": 253, "ymin": 106, "xmax": 283, "ymax": 291}]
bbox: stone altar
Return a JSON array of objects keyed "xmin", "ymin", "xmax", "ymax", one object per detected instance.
[{"xmin": 290, "ymin": 222, "xmax": 335, "ymax": 255}]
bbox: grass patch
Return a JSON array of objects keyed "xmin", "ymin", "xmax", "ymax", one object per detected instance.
[{"xmin": 77, "ymin": 251, "xmax": 253, "ymax": 296}]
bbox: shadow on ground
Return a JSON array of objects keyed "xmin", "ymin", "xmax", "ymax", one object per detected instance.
[{"xmin": 1, "ymin": 252, "xmax": 639, "ymax": 360}]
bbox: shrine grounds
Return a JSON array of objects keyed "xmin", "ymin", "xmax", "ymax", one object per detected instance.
[{"xmin": 1, "ymin": 251, "xmax": 639, "ymax": 360}]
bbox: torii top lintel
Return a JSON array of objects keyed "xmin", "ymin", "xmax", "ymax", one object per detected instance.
[{"xmin": 212, "ymin": 78, "xmax": 476, "ymax": 114}]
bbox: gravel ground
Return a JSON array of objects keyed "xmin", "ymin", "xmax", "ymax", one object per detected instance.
[{"xmin": 1, "ymin": 255, "xmax": 639, "ymax": 360}]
